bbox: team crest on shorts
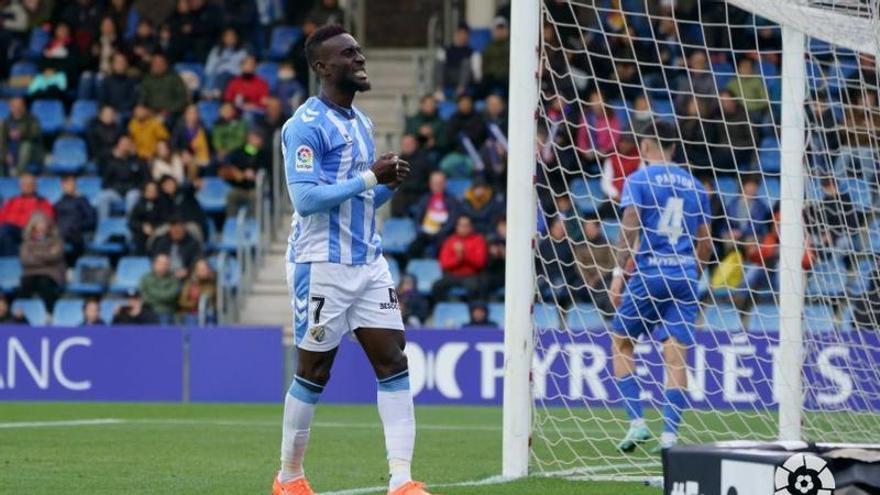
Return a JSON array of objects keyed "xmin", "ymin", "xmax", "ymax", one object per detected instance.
[
  {"xmin": 309, "ymin": 325, "xmax": 326, "ymax": 342},
  {"xmin": 295, "ymin": 145, "xmax": 314, "ymax": 172}
]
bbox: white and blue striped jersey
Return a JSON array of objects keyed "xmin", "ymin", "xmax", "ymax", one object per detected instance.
[{"xmin": 282, "ymin": 96, "xmax": 382, "ymax": 265}]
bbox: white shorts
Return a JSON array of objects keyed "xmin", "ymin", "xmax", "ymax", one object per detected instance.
[{"xmin": 286, "ymin": 255, "xmax": 404, "ymax": 352}]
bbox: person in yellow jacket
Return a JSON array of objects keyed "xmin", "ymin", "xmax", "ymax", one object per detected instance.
[{"xmin": 128, "ymin": 104, "xmax": 170, "ymax": 160}]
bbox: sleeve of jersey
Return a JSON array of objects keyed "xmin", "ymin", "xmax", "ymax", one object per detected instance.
[
  {"xmin": 284, "ymin": 121, "xmax": 323, "ymax": 184},
  {"xmin": 619, "ymin": 172, "xmax": 641, "ymax": 209},
  {"xmin": 373, "ymin": 185, "xmax": 395, "ymax": 208}
]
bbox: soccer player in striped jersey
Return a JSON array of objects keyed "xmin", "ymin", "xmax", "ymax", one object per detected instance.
[
  {"xmin": 272, "ymin": 25, "xmax": 433, "ymax": 495},
  {"xmin": 610, "ymin": 121, "xmax": 712, "ymax": 454}
]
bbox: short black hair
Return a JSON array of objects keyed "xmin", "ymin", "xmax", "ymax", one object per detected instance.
[
  {"xmin": 304, "ymin": 24, "xmax": 349, "ymax": 71},
  {"xmin": 638, "ymin": 119, "xmax": 679, "ymax": 150}
]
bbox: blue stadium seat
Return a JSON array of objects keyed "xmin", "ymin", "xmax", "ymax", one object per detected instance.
[
  {"xmin": 601, "ymin": 221, "xmax": 620, "ymax": 243},
  {"xmin": 68, "ymin": 256, "xmax": 111, "ymax": 295},
  {"xmin": 12, "ymin": 298, "xmax": 48, "ymax": 326},
  {"xmin": 76, "ymin": 72, "xmax": 97, "ymax": 100},
  {"xmin": 438, "ymin": 100, "xmax": 457, "ymax": 120},
  {"xmin": 840, "ymin": 178, "xmax": 873, "ymax": 212},
  {"xmin": 806, "ymin": 259, "xmax": 848, "ymax": 298},
  {"xmin": 76, "ymin": 176, "xmax": 102, "ymax": 207},
  {"xmin": 866, "ymin": 222, "xmax": 880, "ymax": 253},
  {"xmin": 88, "ymin": 217, "xmax": 130, "ymax": 254},
  {"xmin": 760, "ymin": 177, "xmax": 780, "ymax": 203},
  {"xmin": 110, "ymin": 256, "xmax": 151, "ymax": 293},
  {"xmin": 48, "ymin": 136, "xmax": 88, "ymax": 174},
  {"xmin": 469, "ymin": 28, "xmax": 492, "ymax": 52},
  {"xmin": 36, "ymin": 176, "xmax": 62, "ymax": 203},
  {"xmin": 31, "ymin": 99, "xmax": 65, "ymax": 134},
  {"xmin": 0, "ymin": 257, "xmax": 22, "ymax": 293},
  {"xmin": 381, "ymin": 218, "xmax": 417, "ymax": 254},
  {"xmin": 432, "ymin": 302, "xmax": 469, "ymax": 328},
  {"xmin": 757, "ymin": 136, "xmax": 780, "ymax": 173},
  {"xmin": 211, "ymin": 255, "xmax": 241, "ymax": 289},
  {"xmin": 52, "ymin": 299, "xmax": 85, "ymax": 327},
  {"xmin": 197, "ymin": 100, "xmax": 221, "ymax": 130},
  {"xmin": 100, "ymin": 298, "xmax": 124, "ymax": 324},
  {"xmin": 700, "ymin": 303, "xmax": 742, "ymax": 332},
  {"xmin": 0, "ymin": 100, "xmax": 9, "ymax": 120},
  {"xmin": 219, "ymin": 217, "xmax": 258, "ymax": 252},
  {"xmin": 710, "ymin": 60, "xmax": 735, "ymax": 90},
  {"xmin": 386, "ymin": 256, "xmax": 400, "ymax": 285},
  {"xmin": 257, "ymin": 62, "xmax": 278, "ymax": 91},
  {"xmin": 445, "ymin": 177, "xmax": 472, "ymax": 200},
  {"xmin": 715, "ymin": 176, "xmax": 740, "ymax": 202},
  {"xmin": 196, "ymin": 177, "xmax": 231, "ymax": 214},
  {"xmin": 488, "ymin": 302, "xmax": 504, "ymax": 327},
  {"xmin": 269, "ymin": 26, "xmax": 303, "ymax": 60},
  {"xmin": 747, "ymin": 304, "xmax": 780, "ymax": 333},
  {"xmin": 534, "ymin": 303, "xmax": 561, "ymax": 329},
  {"xmin": 66, "ymin": 99, "xmax": 98, "ymax": 134},
  {"xmin": 565, "ymin": 303, "xmax": 607, "ymax": 331},
  {"xmin": 10, "ymin": 61, "xmax": 37, "ymax": 78},
  {"xmin": 804, "ymin": 304, "xmax": 836, "ymax": 333},
  {"xmin": 0, "ymin": 177, "xmax": 20, "ymax": 202},
  {"xmin": 406, "ymin": 259, "xmax": 442, "ymax": 294},
  {"xmin": 25, "ymin": 28, "xmax": 50, "ymax": 59},
  {"xmin": 569, "ymin": 177, "xmax": 605, "ymax": 215}
]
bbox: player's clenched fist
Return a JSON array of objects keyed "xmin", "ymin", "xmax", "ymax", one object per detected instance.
[{"xmin": 371, "ymin": 152, "xmax": 407, "ymax": 185}]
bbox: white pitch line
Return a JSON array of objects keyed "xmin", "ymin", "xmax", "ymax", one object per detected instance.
[{"xmin": 0, "ymin": 418, "xmax": 125, "ymax": 429}]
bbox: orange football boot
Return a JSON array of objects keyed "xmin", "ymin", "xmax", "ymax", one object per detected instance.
[
  {"xmin": 387, "ymin": 481, "xmax": 435, "ymax": 495},
  {"xmin": 272, "ymin": 476, "xmax": 316, "ymax": 495}
]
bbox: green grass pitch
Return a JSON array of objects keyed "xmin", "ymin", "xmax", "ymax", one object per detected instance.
[{"xmin": 1, "ymin": 402, "xmax": 664, "ymax": 494}]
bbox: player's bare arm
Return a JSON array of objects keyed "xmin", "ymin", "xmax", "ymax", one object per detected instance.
[{"xmin": 610, "ymin": 205, "xmax": 640, "ymax": 308}]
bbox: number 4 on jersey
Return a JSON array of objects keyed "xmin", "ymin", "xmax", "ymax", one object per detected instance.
[{"xmin": 657, "ymin": 197, "xmax": 684, "ymax": 244}]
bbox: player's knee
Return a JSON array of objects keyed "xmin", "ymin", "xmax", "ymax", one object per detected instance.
[
  {"xmin": 296, "ymin": 360, "xmax": 333, "ymax": 386},
  {"xmin": 373, "ymin": 349, "xmax": 408, "ymax": 380}
]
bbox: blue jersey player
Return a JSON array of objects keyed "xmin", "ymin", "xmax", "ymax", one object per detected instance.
[
  {"xmin": 610, "ymin": 121, "xmax": 712, "ymax": 453},
  {"xmin": 272, "ymin": 25, "xmax": 434, "ymax": 495}
]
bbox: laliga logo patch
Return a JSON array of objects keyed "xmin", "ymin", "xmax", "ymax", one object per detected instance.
[
  {"xmin": 309, "ymin": 325, "xmax": 326, "ymax": 343},
  {"xmin": 774, "ymin": 453, "xmax": 835, "ymax": 495},
  {"xmin": 295, "ymin": 145, "xmax": 314, "ymax": 172}
]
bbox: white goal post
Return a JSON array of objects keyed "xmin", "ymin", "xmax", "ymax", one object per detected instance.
[{"xmin": 504, "ymin": 0, "xmax": 880, "ymax": 480}]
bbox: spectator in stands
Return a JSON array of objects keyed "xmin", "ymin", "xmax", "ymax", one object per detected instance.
[
  {"xmin": 462, "ymin": 176, "xmax": 503, "ymax": 235},
  {"xmin": 406, "ymin": 171, "xmax": 460, "ymax": 260},
  {"xmin": 391, "ymin": 134, "xmax": 433, "ymax": 218},
  {"xmin": 275, "ymin": 62, "xmax": 306, "ymax": 109},
  {"xmin": 99, "ymin": 135, "xmax": 149, "ymax": 220},
  {"xmin": 61, "ymin": 0, "xmax": 101, "ymax": 54},
  {"xmin": 0, "ymin": 294, "xmax": 28, "ymax": 324},
  {"xmin": 175, "ymin": 0, "xmax": 224, "ymax": 61},
  {"xmin": 806, "ymin": 178, "xmax": 861, "ymax": 253},
  {"xmin": 600, "ymin": 133, "xmax": 641, "ymax": 203},
  {"xmin": 464, "ymin": 302, "xmax": 497, "ymax": 328},
  {"xmin": 171, "ymin": 104, "xmax": 211, "ymax": 181},
  {"xmin": 675, "ymin": 50, "xmax": 717, "ymax": 110},
  {"xmin": 19, "ymin": 213, "xmax": 65, "ymax": 311},
  {"xmin": 726, "ymin": 56, "xmax": 769, "ymax": 116},
  {"xmin": 709, "ymin": 90, "xmax": 756, "ymax": 173},
  {"xmin": 628, "ymin": 95, "xmax": 654, "ymax": 133},
  {"xmin": 221, "ymin": 130, "xmax": 267, "ymax": 217},
  {"xmin": 435, "ymin": 23, "xmax": 476, "ymax": 98},
  {"xmin": 27, "ymin": 61, "xmax": 67, "ymax": 101},
  {"xmin": 677, "ymin": 97, "xmax": 713, "ymax": 177},
  {"xmin": 553, "ymin": 194, "xmax": 582, "ymax": 243},
  {"xmin": 54, "ymin": 175, "xmax": 97, "ymax": 265},
  {"xmin": 0, "ymin": 97, "xmax": 43, "ymax": 176},
  {"xmin": 139, "ymin": 253, "xmax": 180, "ymax": 324},
  {"xmin": 98, "ymin": 52, "xmax": 139, "ymax": 116},
  {"xmin": 150, "ymin": 140, "xmax": 184, "ymax": 182},
  {"xmin": 113, "ymin": 287, "xmax": 160, "ymax": 324},
  {"xmin": 806, "ymin": 93, "xmax": 840, "ymax": 172},
  {"xmin": 157, "ymin": 22, "xmax": 184, "ymax": 65},
  {"xmin": 1, "ymin": 0, "xmax": 28, "ymax": 44},
  {"xmin": 0, "ymin": 174, "xmax": 54, "ymax": 256},
  {"xmin": 129, "ymin": 18, "xmax": 158, "ymax": 72},
  {"xmin": 204, "ymin": 26, "xmax": 248, "ymax": 98},
  {"xmin": 86, "ymin": 105, "xmax": 123, "ymax": 165},
  {"xmin": 484, "ymin": 217, "xmax": 506, "ymax": 294},
  {"xmin": 224, "ymin": 54, "xmax": 269, "ymax": 112},
  {"xmin": 150, "ymin": 216, "xmax": 202, "ymax": 280},
  {"xmin": 42, "ymin": 21, "xmax": 81, "ymax": 85},
  {"xmin": 723, "ymin": 173, "xmax": 771, "ymax": 242},
  {"xmin": 92, "ymin": 16, "xmax": 119, "ymax": 75},
  {"xmin": 82, "ymin": 298, "xmax": 105, "ymax": 325},
  {"xmin": 129, "ymin": 104, "xmax": 171, "ymax": 160},
  {"xmin": 308, "ymin": 0, "xmax": 346, "ymax": 26},
  {"xmin": 254, "ymin": 96, "xmax": 288, "ymax": 145},
  {"xmin": 852, "ymin": 259, "xmax": 880, "ymax": 330},
  {"xmin": 575, "ymin": 219, "xmax": 616, "ymax": 313},
  {"xmin": 211, "ymin": 102, "xmax": 247, "ymax": 162},
  {"xmin": 536, "ymin": 218, "xmax": 581, "ymax": 306},
  {"xmin": 446, "ymin": 94, "xmax": 487, "ymax": 151},
  {"xmin": 433, "ymin": 215, "xmax": 488, "ymax": 301},
  {"xmin": 479, "ymin": 136, "xmax": 507, "ymax": 192},
  {"xmin": 477, "ymin": 16, "xmax": 510, "ymax": 98},
  {"xmin": 576, "ymin": 89, "xmax": 622, "ymax": 167},
  {"xmin": 128, "ymin": 181, "xmax": 164, "ymax": 254},
  {"xmin": 405, "ymin": 95, "xmax": 447, "ymax": 152},
  {"xmin": 157, "ymin": 175, "xmax": 208, "ymax": 240},
  {"xmin": 286, "ymin": 16, "xmax": 317, "ymax": 91},
  {"xmin": 139, "ymin": 52, "xmax": 189, "ymax": 118},
  {"xmin": 397, "ymin": 274, "xmax": 428, "ymax": 328},
  {"xmin": 177, "ymin": 258, "xmax": 216, "ymax": 325},
  {"xmin": 483, "ymin": 94, "xmax": 507, "ymax": 131}
]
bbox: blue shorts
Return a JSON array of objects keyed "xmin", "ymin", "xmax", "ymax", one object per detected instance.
[{"xmin": 611, "ymin": 272, "xmax": 699, "ymax": 346}]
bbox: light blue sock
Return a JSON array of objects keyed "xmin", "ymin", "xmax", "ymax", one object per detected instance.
[
  {"xmin": 663, "ymin": 388, "xmax": 688, "ymax": 434},
  {"xmin": 616, "ymin": 375, "xmax": 643, "ymax": 422}
]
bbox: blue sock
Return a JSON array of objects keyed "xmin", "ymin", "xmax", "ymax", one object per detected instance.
[
  {"xmin": 616, "ymin": 375, "xmax": 642, "ymax": 422},
  {"xmin": 663, "ymin": 388, "xmax": 688, "ymax": 434}
]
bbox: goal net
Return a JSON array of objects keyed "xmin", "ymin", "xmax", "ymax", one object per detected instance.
[{"xmin": 521, "ymin": 0, "xmax": 880, "ymax": 480}]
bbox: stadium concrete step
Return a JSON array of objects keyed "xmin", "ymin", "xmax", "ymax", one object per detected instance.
[{"xmin": 239, "ymin": 237, "xmax": 293, "ymax": 327}]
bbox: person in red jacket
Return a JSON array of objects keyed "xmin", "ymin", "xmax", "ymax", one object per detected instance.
[
  {"xmin": 0, "ymin": 174, "xmax": 54, "ymax": 256},
  {"xmin": 432, "ymin": 215, "xmax": 488, "ymax": 301},
  {"xmin": 223, "ymin": 55, "xmax": 270, "ymax": 112}
]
